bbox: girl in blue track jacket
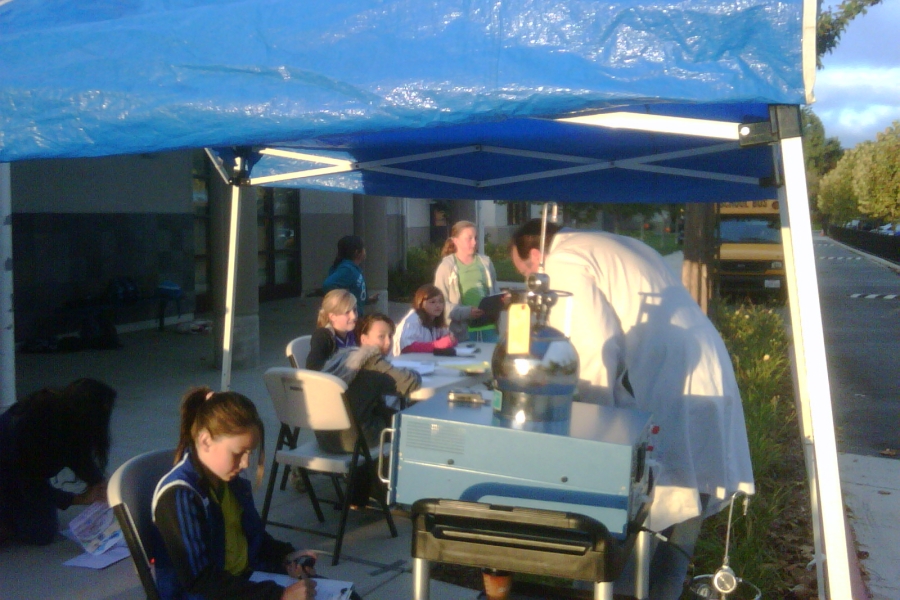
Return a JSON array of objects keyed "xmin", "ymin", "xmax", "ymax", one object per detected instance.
[{"xmin": 152, "ymin": 388, "xmax": 317, "ymax": 600}]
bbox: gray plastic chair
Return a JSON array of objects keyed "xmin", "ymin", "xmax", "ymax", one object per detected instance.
[{"xmin": 107, "ymin": 448, "xmax": 175, "ymax": 600}]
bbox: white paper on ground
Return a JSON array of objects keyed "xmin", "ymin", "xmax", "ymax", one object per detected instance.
[
  {"xmin": 67, "ymin": 501, "xmax": 123, "ymax": 555},
  {"xmin": 249, "ymin": 572, "xmax": 354, "ymax": 600}
]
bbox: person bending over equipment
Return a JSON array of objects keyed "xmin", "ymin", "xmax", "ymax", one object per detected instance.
[{"xmin": 510, "ymin": 219, "xmax": 754, "ymax": 599}]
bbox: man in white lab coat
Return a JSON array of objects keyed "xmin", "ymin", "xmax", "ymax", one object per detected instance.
[{"xmin": 510, "ymin": 219, "xmax": 754, "ymax": 598}]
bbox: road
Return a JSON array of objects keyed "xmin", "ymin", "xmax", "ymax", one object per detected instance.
[{"xmin": 815, "ymin": 234, "xmax": 900, "ymax": 456}]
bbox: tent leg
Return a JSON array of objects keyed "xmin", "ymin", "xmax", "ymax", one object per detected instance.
[
  {"xmin": 0, "ymin": 163, "xmax": 15, "ymax": 410},
  {"xmin": 780, "ymin": 214, "xmax": 827, "ymax": 599},
  {"xmin": 779, "ymin": 136, "xmax": 852, "ymax": 598},
  {"xmin": 220, "ymin": 158, "xmax": 243, "ymax": 392}
]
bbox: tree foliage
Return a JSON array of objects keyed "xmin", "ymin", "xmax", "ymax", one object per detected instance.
[
  {"xmin": 818, "ymin": 121, "xmax": 900, "ymax": 224},
  {"xmin": 853, "ymin": 122, "xmax": 900, "ymax": 222},
  {"xmin": 817, "ymin": 145, "xmax": 862, "ymax": 224},
  {"xmin": 817, "ymin": 0, "xmax": 884, "ymax": 65},
  {"xmin": 802, "ymin": 108, "xmax": 843, "ymax": 213}
]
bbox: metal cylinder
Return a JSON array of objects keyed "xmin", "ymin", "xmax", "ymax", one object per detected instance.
[{"xmin": 491, "ymin": 325, "xmax": 579, "ymax": 433}]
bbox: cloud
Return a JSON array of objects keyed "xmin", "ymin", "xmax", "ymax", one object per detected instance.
[
  {"xmin": 815, "ymin": 67, "xmax": 900, "ymax": 103},
  {"xmin": 813, "ymin": 67, "xmax": 900, "ymax": 147}
]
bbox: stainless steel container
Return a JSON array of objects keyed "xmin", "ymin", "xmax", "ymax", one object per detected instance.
[{"xmin": 491, "ymin": 324, "xmax": 579, "ymax": 433}]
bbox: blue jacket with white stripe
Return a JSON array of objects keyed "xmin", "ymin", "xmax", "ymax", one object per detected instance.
[{"xmin": 151, "ymin": 451, "xmax": 293, "ymax": 600}]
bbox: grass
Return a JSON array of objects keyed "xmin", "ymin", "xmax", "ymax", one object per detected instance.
[{"xmin": 690, "ymin": 303, "xmax": 814, "ymax": 597}]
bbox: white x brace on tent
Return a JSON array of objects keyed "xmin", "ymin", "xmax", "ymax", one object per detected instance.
[{"xmin": 0, "ymin": 0, "xmax": 848, "ymax": 595}]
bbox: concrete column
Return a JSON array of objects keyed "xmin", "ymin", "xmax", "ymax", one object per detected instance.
[
  {"xmin": 353, "ymin": 195, "xmax": 388, "ymax": 313},
  {"xmin": 1, "ymin": 163, "xmax": 15, "ymax": 409},
  {"xmin": 210, "ymin": 178, "xmax": 259, "ymax": 371}
]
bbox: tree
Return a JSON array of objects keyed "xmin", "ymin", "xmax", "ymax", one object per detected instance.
[
  {"xmin": 853, "ymin": 122, "xmax": 900, "ymax": 222},
  {"xmin": 817, "ymin": 145, "xmax": 863, "ymax": 224},
  {"xmin": 817, "ymin": 0, "xmax": 884, "ymax": 67},
  {"xmin": 802, "ymin": 108, "xmax": 844, "ymax": 215}
]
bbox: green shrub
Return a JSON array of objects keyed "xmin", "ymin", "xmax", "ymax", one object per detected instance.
[{"xmin": 387, "ymin": 244, "xmax": 443, "ymax": 302}]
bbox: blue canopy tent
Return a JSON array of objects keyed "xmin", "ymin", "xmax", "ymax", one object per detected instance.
[{"xmin": 0, "ymin": 0, "xmax": 849, "ymax": 595}]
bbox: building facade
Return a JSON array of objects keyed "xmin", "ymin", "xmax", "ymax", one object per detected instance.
[{"xmin": 10, "ymin": 151, "xmax": 527, "ymax": 347}]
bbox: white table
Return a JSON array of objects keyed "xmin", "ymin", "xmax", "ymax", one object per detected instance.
[{"xmin": 391, "ymin": 342, "xmax": 496, "ymax": 401}]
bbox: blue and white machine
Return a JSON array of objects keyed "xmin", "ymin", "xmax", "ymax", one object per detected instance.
[
  {"xmin": 382, "ymin": 207, "xmax": 654, "ymax": 540},
  {"xmin": 384, "ymin": 397, "xmax": 653, "ymax": 539}
]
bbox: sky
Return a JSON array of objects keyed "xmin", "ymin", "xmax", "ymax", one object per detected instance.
[{"xmin": 813, "ymin": 1, "xmax": 900, "ymax": 149}]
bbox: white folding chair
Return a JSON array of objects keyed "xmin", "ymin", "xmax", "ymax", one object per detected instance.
[
  {"xmin": 271, "ymin": 334, "xmax": 315, "ymax": 495},
  {"xmin": 108, "ymin": 449, "xmax": 175, "ymax": 600},
  {"xmin": 286, "ymin": 334, "xmax": 312, "ymax": 368},
  {"xmin": 261, "ymin": 367, "xmax": 397, "ymax": 565}
]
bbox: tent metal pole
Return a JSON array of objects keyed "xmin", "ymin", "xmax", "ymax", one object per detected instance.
[
  {"xmin": 778, "ymin": 187, "xmax": 827, "ymax": 597},
  {"xmin": 0, "ymin": 163, "xmax": 15, "ymax": 409},
  {"xmin": 779, "ymin": 136, "xmax": 851, "ymax": 597},
  {"xmin": 220, "ymin": 158, "xmax": 243, "ymax": 392}
]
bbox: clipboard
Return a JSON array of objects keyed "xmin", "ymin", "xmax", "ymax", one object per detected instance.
[{"xmin": 469, "ymin": 293, "xmax": 506, "ymax": 328}]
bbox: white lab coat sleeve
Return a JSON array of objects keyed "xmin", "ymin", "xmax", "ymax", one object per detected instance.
[{"xmin": 546, "ymin": 258, "xmax": 624, "ymax": 406}]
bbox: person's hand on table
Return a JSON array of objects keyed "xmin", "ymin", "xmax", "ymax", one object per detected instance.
[{"xmin": 74, "ymin": 481, "xmax": 107, "ymax": 505}]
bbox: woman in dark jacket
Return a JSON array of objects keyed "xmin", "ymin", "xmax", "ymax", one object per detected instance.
[{"xmin": 0, "ymin": 378, "xmax": 116, "ymax": 545}]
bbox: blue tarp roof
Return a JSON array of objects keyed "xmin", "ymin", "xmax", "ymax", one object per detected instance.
[{"xmin": 0, "ymin": 0, "xmax": 811, "ymax": 203}]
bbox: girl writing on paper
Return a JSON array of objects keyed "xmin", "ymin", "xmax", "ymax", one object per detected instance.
[{"xmin": 152, "ymin": 387, "xmax": 319, "ymax": 600}]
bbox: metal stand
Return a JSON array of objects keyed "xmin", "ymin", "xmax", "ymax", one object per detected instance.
[
  {"xmin": 412, "ymin": 558, "xmax": 431, "ymax": 600},
  {"xmin": 633, "ymin": 529, "xmax": 652, "ymax": 599},
  {"xmin": 410, "ymin": 498, "xmax": 638, "ymax": 600}
]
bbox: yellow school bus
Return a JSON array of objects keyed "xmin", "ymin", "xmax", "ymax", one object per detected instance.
[{"xmin": 715, "ymin": 200, "xmax": 785, "ymax": 297}]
